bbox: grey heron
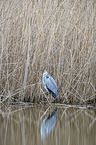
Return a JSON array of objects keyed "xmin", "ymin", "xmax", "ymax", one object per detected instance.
[{"xmin": 42, "ymin": 70, "xmax": 58, "ymax": 100}]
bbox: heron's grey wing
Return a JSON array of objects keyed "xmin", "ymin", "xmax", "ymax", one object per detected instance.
[
  {"xmin": 47, "ymin": 75, "xmax": 57, "ymax": 88},
  {"xmin": 46, "ymin": 75, "xmax": 58, "ymax": 95}
]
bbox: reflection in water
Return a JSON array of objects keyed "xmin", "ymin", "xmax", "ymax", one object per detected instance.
[
  {"xmin": 0, "ymin": 105, "xmax": 96, "ymax": 145},
  {"xmin": 41, "ymin": 108, "xmax": 57, "ymax": 140}
]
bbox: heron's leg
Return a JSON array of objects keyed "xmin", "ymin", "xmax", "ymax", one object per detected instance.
[
  {"xmin": 48, "ymin": 93, "xmax": 52, "ymax": 106},
  {"xmin": 49, "ymin": 93, "xmax": 53, "ymax": 103},
  {"xmin": 48, "ymin": 94, "xmax": 51, "ymax": 105}
]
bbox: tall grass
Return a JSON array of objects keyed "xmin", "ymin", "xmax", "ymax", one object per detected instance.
[{"xmin": 0, "ymin": 0, "xmax": 95, "ymax": 103}]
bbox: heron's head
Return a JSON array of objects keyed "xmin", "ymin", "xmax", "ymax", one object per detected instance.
[{"xmin": 43, "ymin": 70, "xmax": 48, "ymax": 75}]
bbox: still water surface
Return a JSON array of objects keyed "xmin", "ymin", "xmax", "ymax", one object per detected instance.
[{"xmin": 0, "ymin": 104, "xmax": 96, "ymax": 145}]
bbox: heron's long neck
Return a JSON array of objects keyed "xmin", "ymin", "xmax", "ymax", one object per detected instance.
[{"xmin": 42, "ymin": 74, "xmax": 46, "ymax": 85}]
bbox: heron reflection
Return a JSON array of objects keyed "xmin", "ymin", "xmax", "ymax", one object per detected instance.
[{"xmin": 41, "ymin": 108, "xmax": 57, "ymax": 140}]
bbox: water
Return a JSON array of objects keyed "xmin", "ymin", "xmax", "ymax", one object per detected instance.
[{"xmin": 0, "ymin": 104, "xmax": 96, "ymax": 145}]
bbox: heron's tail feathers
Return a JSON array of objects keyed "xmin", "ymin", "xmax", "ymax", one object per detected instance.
[{"xmin": 51, "ymin": 92, "xmax": 58, "ymax": 100}]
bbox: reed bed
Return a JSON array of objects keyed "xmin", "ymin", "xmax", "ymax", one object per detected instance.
[{"xmin": 0, "ymin": 0, "xmax": 95, "ymax": 104}]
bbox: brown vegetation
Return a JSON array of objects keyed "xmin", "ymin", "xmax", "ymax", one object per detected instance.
[{"xmin": 0, "ymin": 0, "xmax": 95, "ymax": 104}]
